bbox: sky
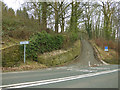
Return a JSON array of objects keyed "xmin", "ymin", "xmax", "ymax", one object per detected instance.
[
  {"xmin": 2, "ymin": 0, "xmax": 25, "ymax": 11},
  {"xmin": 2, "ymin": 0, "xmax": 120, "ymax": 11}
]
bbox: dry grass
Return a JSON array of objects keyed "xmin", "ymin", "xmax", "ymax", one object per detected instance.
[
  {"xmin": 42, "ymin": 40, "xmax": 80, "ymax": 58},
  {"xmin": 90, "ymin": 40, "xmax": 118, "ymax": 64},
  {"xmin": 42, "ymin": 50, "xmax": 67, "ymax": 58},
  {"xmin": 2, "ymin": 61, "xmax": 47, "ymax": 72},
  {"xmin": 1, "ymin": 36, "xmax": 20, "ymax": 49},
  {"xmin": 95, "ymin": 38, "xmax": 118, "ymax": 51}
]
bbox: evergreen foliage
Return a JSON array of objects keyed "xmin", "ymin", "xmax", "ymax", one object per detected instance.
[{"xmin": 24, "ymin": 31, "xmax": 64, "ymax": 61}]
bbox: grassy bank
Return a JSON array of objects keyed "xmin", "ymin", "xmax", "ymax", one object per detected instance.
[
  {"xmin": 38, "ymin": 40, "xmax": 81, "ymax": 66},
  {"xmin": 2, "ymin": 40, "xmax": 81, "ymax": 72},
  {"xmin": 2, "ymin": 61, "xmax": 47, "ymax": 72},
  {"xmin": 90, "ymin": 40, "xmax": 118, "ymax": 64}
]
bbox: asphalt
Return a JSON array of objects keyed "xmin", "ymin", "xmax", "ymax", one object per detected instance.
[
  {"xmin": 67, "ymin": 39, "xmax": 102, "ymax": 68},
  {"xmin": 30, "ymin": 70, "xmax": 119, "ymax": 88},
  {"xmin": 1, "ymin": 39, "xmax": 119, "ymax": 89}
]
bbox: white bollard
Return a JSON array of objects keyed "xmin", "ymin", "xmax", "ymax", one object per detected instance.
[{"xmin": 88, "ymin": 61, "xmax": 91, "ymax": 67}]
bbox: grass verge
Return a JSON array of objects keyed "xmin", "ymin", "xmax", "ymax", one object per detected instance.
[
  {"xmin": 90, "ymin": 40, "xmax": 118, "ymax": 64},
  {"xmin": 2, "ymin": 40, "xmax": 81, "ymax": 72},
  {"xmin": 2, "ymin": 60, "xmax": 47, "ymax": 72}
]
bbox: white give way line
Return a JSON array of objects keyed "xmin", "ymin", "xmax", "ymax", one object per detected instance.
[{"xmin": 1, "ymin": 69, "xmax": 119, "ymax": 89}]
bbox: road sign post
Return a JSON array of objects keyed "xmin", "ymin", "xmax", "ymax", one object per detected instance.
[
  {"xmin": 20, "ymin": 41, "xmax": 29, "ymax": 63},
  {"xmin": 24, "ymin": 44, "xmax": 26, "ymax": 63}
]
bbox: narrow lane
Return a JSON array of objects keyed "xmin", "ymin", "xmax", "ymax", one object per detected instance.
[{"xmin": 67, "ymin": 39, "xmax": 102, "ymax": 68}]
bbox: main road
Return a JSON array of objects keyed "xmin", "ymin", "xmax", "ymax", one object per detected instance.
[{"xmin": 1, "ymin": 40, "xmax": 119, "ymax": 89}]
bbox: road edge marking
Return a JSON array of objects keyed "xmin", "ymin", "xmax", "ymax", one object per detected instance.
[{"xmin": 1, "ymin": 69, "xmax": 119, "ymax": 89}]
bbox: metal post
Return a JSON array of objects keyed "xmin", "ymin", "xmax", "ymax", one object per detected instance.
[{"xmin": 24, "ymin": 44, "xmax": 26, "ymax": 63}]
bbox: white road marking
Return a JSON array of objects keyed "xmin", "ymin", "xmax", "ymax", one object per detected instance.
[
  {"xmin": 56, "ymin": 67, "xmax": 67, "ymax": 70},
  {"xmin": 90, "ymin": 67, "xmax": 110, "ymax": 70},
  {"xmin": 97, "ymin": 64, "xmax": 100, "ymax": 66},
  {"xmin": 1, "ymin": 69, "xmax": 119, "ymax": 89},
  {"xmin": 46, "ymin": 68, "xmax": 52, "ymax": 70},
  {"xmin": 101, "ymin": 60, "xmax": 109, "ymax": 65},
  {"xmin": 67, "ymin": 68, "xmax": 97, "ymax": 72},
  {"xmin": 67, "ymin": 69, "xmax": 73, "ymax": 71},
  {"xmin": 78, "ymin": 69, "xmax": 97, "ymax": 72}
]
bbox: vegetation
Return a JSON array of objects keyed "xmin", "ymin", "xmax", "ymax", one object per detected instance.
[
  {"xmin": 2, "ymin": 5, "xmax": 40, "ymax": 41},
  {"xmin": 38, "ymin": 40, "xmax": 81, "ymax": 66},
  {"xmin": 1, "ymin": 0, "xmax": 119, "ymax": 68},
  {"xmin": 2, "ymin": 45, "xmax": 21, "ymax": 67},
  {"xmin": 2, "ymin": 1, "xmax": 119, "ymax": 40},
  {"xmin": 25, "ymin": 31, "xmax": 64, "ymax": 61},
  {"xmin": 90, "ymin": 40, "xmax": 118, "ymax": 64},
  {"xmin": 2, "ymin": 40, "xmax": 81, "ymax": 72},
  {"xmin": 95, "ymin": 38, "xmax": 118, "ymax": 51},
  {"xmin": 2, "ymin": 61, "xmax": 47, "ymax": 72}
]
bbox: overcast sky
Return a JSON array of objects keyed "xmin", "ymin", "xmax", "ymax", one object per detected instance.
[
  {"xmin": 2, "ymin": 0, "xmax": 120, "ymax": 11},
  {"xmin": 3, "ymin": 0, "xmax": 25, "ymax": 11}
]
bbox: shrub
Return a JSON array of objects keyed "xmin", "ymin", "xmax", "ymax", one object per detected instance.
[
  {"xmin": 38, "ymin": 40, "xmax": 81, "ymax": 66},
  {"xmin": 95, "ymin": 38, "xmax": 118, "ymax": 51},
  {"xmin": 8, "ymin": 30, "xmax": 32, "ymax": 39},
  {"xmin": 61, "ymin": 32, "xmax": 79, "ymax": 49},
  {"xmin": 70, "ymin": 32, "xmax": 78, "ymax": 43},
  {"xmin": 24, "ymin": 31, "xmax": 64, "ymax": 61}
]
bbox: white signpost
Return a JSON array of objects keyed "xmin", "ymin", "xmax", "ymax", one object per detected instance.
[{"xmin": 20, "ymin": 41, "xmax": 29, "ymax": 63}]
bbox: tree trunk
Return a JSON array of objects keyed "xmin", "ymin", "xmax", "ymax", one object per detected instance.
[
  {"xmin": 42, "ymin": 2, "xmax": 47, "ymax": 30},
  {"xmin": 61, "ymin": 2, "xmax": 65, "ymax": 33},
  {"xmin": 55, "ymin": 2, "xmax": 58, "ymax": 33},
  {"xmin": 70, "ymin": 1, "xmax": 74, "ymax": 32},
  {"xmin": 74, "ymin": 2, "xmax": 78, "ymax": 32},
  {"xmin": 61, "ymin": 13, "xmax": 64, "ymax": 33}
]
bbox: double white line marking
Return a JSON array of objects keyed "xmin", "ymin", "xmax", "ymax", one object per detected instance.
[{"xmin": 1, "ymin": 69, "xmax": 119, "ymax": 89}]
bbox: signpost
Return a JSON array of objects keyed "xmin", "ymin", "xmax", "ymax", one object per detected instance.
[{"xmin": 20, "ymin": 41, "xmax": 29, "ymax": 63}]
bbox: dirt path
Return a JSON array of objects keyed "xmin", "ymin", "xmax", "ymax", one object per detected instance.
[{"xmin": 68, "ymin": 39, "xmax": 102, "ymax": 68}]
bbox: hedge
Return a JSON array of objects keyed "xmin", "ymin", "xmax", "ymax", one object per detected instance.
[{"xmin": 25, "ymin": 31, "xmax": 64, "ymax": 61}]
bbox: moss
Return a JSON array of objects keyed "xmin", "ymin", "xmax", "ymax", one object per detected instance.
[{"xmin": 38, "ymin": 40, "xmax": 81, "ymax": 66}]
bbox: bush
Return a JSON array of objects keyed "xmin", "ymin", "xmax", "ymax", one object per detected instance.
[
  {"xmin": 61, "ymin": 32, "xmax": 79, "ymax": 49},
  {"xmin": 2, "ymin": 45, "xmax": 22, "ymax": 67},
  {"xmin": 70, "ymin": 32, "xmax": 78, "ymax": 42},
  {"xmin": 8, "ymin": 30, "xmax": 32, "ymax": 39},
  {"xmin": 95, "ymin": 38, "xmax": 118, "ymax": 51},
  {"xmin": 38, "ymin": 40, "xmax": 81, "ymax": 66},
  {"xmin": 25, "ymin": 31, "xmax": 64, "ymax": 61},
  {"xmin": 2, "ymin": 31, "xmax": 79, "ymax": 67}
]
